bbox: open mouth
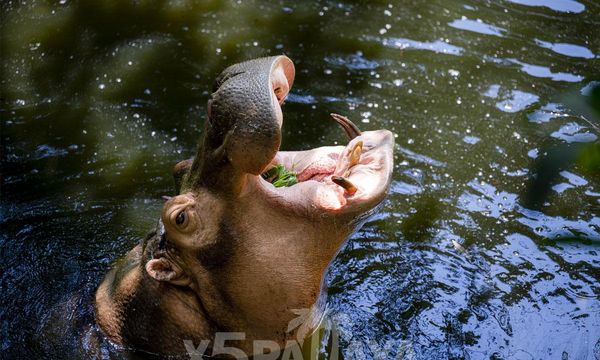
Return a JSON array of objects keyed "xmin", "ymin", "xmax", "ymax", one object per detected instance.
[{"xmin": 256, "ymin": 58, "xmax": 394, "ymax": 214}]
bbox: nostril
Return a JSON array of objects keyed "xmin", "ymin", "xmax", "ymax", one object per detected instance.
[
  {"xmin": 159, "ymin": 232, "xmax": 166, "ymax": 250},
  {"xmin": 158, "ymin": 219, "xmax": 167, "ymax": 250},
  {"xmin": 274, "ymin": 87, "xmax": 283, "ymax": 102},
  {"xmin": 271, "ymin": 63, "xmax": 290, "ymax": 104}
]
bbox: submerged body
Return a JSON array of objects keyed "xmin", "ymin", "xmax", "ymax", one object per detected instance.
[{"xmin": 95, "ymin": 56, "xmax": 394, "ymax": 357}]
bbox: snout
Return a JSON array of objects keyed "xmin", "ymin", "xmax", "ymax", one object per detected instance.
[
  {"xmin": 180, "ymin": 56, "xmax": 295, "ymax": 194},
  {"xmin": 207, "ymin": 56, "xmax": 295, "ymax": 175}
]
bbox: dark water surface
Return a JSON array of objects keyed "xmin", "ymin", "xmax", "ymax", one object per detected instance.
[{"xmin": 1, "ymin": 1, "xmax": 599, "ymax": 359}]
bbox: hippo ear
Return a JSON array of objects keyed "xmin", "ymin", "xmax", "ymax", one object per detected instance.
[
  {"xmin": 173, "ymin": 158, "xmax": 193, "ymax": 193},
  {"xmin": 145, "ymin": 258, "xmax": 191, "ymax": 287}
]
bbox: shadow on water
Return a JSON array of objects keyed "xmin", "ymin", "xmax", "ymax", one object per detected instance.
[{"xmin": 1, "ymin": 0, "xmax": 600, "ymax": 359}]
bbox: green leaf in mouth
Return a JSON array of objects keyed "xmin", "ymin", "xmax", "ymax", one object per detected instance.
[{"xmin": 262, "ymin": 164, "xmax": 298, "ymax": 188}]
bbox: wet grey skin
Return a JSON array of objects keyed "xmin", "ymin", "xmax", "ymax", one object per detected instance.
[
  {"xmin": 94, "ymin": 56, "xmax": 395, "ymax": 357},
  {"xmin": 180, "ymin": 56, "xmax": 294, "ymax": 194}
]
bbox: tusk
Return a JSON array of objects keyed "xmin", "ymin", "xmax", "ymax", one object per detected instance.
[
  {"xmin": 331, "ymin": 176, "xmax": 358, "ymax": 195},
  {"xmin": 343, "ymin": 140, "xmax": 364, "ymax": 177},
  {"xmin": 349, "ymin": 140, "xmax": 363, "ymax": 167},
  {"xmin": 330, "ymin": 113, "xmax": 362, "ymax": 140}
]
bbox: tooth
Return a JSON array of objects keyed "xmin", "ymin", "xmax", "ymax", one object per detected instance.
[
  {"xmin": 331, "ymin": 176, "xmax": 358, "ymax": 195},
  {"xmin": 330, "ymin": 113, "xmax": 362, "ymax": 140},
  {"xmin": 349, "ymin": 140, "xmax": 363, "ymax": 167}
]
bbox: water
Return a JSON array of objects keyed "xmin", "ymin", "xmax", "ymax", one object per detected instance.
[{"xmin": 1, "ymin": 1, "xmax": 599, "ymax": 359}]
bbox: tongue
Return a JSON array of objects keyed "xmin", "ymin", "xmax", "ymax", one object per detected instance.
[
  {"xmin": 296, "ymin": 153, "xmax": 339, "ymax": 182},
  {"xmin": 264, "ymin": 178, "xmax": 347, "ymax": 211}
]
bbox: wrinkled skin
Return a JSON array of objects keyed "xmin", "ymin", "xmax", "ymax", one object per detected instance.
[{"xmin": 95, "ymin": 56, "xmax": 394, "ymax": 357}]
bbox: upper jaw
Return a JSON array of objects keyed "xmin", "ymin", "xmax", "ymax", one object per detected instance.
[
  {"xmin": 182, "ymin": 56, "xmax": 295, "ymax": 194},
  {"xmin": 215, "ymin": 55, "xmax": 394, "ymax": 216},
  {"xmin": 255, "ymin": 129, "xmax": 395, "ymax": 216}
]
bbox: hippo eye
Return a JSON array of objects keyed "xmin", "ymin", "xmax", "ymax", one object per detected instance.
[{"xmin": 175, "ymin": 211, "xmax": 186, "ymax": 226}]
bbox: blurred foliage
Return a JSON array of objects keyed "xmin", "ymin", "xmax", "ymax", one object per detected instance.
[
  {"xmin": 0, "ymin": 0, "xmax": 380, "ymax": 202},
  {"xmin": 577, "ymin": 141, "xmax": 600, "ymax": 171}
]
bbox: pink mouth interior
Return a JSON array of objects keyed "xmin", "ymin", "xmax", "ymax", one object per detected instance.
[
  {"xmin": 295, "ymin": 152, "xmax": 340, "ymax": 182},
  {"xmin": 262, "ymin": 58, "xmax": 393, "ymax": 213}
]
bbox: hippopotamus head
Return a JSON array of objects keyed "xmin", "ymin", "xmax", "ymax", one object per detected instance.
[{"xmin": 95, "ymin": 56, "xmax": 394, "ymax": 357}]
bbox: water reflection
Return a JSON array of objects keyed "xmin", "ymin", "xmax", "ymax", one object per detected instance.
[
  {"xmin": 448, "ymin": 17, "xmax": 506, "ymax": 37},
  {"xmin": 380, "ymin": 37, "xmax": 465, "ymax": 56},
  {"xmin": 535, "ymin": 39, "xmax": 596, "ymax": 59},
  {"xmin": 505, "ymin": 0, "xmax": 586, "ymax": 13},
  {"xmin": 551, "ymin": 122, "xmax": 598, "ymax": 143},
  {"xmin": 1, "ymin": 0, "xmax": 599, "ymax": 359}
]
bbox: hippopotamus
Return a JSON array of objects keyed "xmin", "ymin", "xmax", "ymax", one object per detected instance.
[{"xmin": 95, "ymin": 55, "xmax": 394, "ymax": 358}]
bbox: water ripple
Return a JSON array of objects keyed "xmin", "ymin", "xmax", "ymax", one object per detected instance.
[
  {"xmin": 535, "ymin": 39, "xmax": 595, "ymax": 59},
  {"xmin": 397, "ymin": 146, "xmax": 446, "ymax": 167},
  {"xmin": 448, "ymin": 17, "xmax": 506, "ymax": 37},
  {"xmin": 551, "ymin": 122, "xmax": 598, "ymax": 143},
  {"xmin": 495, "ymin": 89, "xmax": 539, "ymax": 113},
  {"xmin": 378, "ymin": 36, "xmax": 464, "ymax": 56},
  {"xmin": 324, "ymin": 52, "xmax": 380, "ymax": 70},
  {"xmin": 518, "ymin": 208, "xmax": 600, "ymax": 240},
  {"xmin": 506, "ymin": 0, "xmax": 586, "ymax": 13},
  {"xmin": 509, "ymin": 59, "xmax": 584, "ymax": 83},
  {"xmin": 527, "ymin": 103, "xmax": 569, "ymax": 123}
]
